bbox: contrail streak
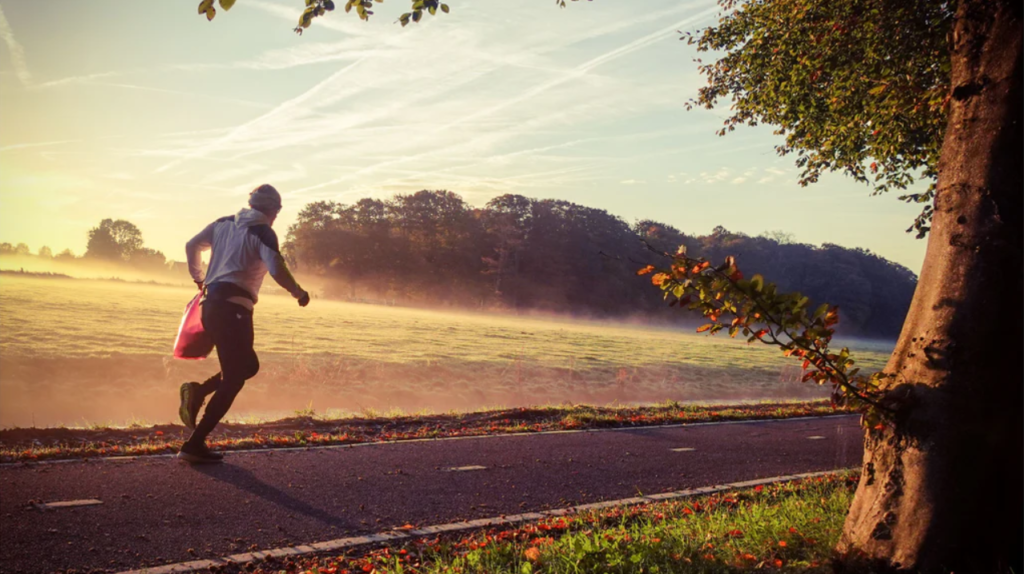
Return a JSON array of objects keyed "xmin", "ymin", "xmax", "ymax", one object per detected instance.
[
  {"xmin": 291, "ymin": 2, "xmax": 719, "ymax": 195},
  {"xmin": 154, "ymin": 57, "xmax": 368, "ymax": 174},
  {"xmin": 0, "ymin": 4, "xmax": 31, "ymax": 86}
]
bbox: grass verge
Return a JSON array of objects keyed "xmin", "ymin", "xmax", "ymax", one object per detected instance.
[
  {"xmin": 213, "ymin": 472, "xmax": 858, "ymax": 574},
  {"xmin": 0, "ymin": 400, "xmax": 855, "ymax": 463}
]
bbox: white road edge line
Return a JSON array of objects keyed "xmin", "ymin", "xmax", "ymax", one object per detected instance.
[
  {"xmin": 1, "ymin": 414, "xmax": 859, "ymax": 468},
  {"xmin": 118, "ymin": 468, "xmax": 858, "ymax": 574}
]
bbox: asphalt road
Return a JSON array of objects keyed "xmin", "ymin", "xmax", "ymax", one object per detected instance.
[{"xmin": 0, "ymin": 416, "xmax": 863, "ymax": 573}]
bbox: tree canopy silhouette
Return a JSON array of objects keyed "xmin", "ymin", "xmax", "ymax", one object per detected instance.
[
  {"xmin": 284, "ymin": 190, "xmax": 916, "ymax": 338},
  {"xmin": 85, "ymin": 219, "xmax": 145, "ymax": 261}
]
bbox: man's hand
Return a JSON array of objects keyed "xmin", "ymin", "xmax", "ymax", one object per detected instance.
[
  {"xmin": 195, "ymin": 280, "xmax": 204, "ymax": 291},
  {"xmin": 297, "ymin": 291, "xmax": 311, "ymax": 307}
]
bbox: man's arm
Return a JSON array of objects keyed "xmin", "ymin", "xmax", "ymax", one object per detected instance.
[
  {"xmin": 260, "ymin": 244, "xmax": 304, "ymax": 295},
  {"xmin": 257, "ymin": 240, "xmax": 310, "ymax": 306},
  {"xmin": 185, "ymin": 222, "xmax": 216, "ymax": 286}
]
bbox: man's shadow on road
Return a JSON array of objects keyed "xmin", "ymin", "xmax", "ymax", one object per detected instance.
[{"xmin": 187, "ymin": 461, "xmax": 356, "ymax": 531}]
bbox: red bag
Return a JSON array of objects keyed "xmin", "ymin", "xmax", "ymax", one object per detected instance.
[{"xmin": 173, "ymin": 292, "xmax": 214, "ymax": 359}]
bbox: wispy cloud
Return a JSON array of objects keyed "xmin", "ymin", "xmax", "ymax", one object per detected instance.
[
  {"xmin": 30, "ymin": 71, "xmax": 121, "ymax": 89},
  {"xmin": 319, "ymin": 163, "xmax": 604, "ymax": 204},
  {"xmin": 211, "ymin": 163, "xmax": 311, "ymax": 190},
  {"xmin": 0, "ymin": 4, "xmax": 31, "ymax": 86},
  {"xmin": 245, "ymin": 0, "xmax": 373, "ymax": 35},
  {"xmin": 171, "ymin": 38, "xmax": 381, "ymax": 72},
  {"xmin": 26, "ymin": 72, "xmax": 274, "ymax": 112},
  {"xmin": 756, "ymin": 166, "xmax": 789, "ymax": 184},
  {"xmin": 699, "ymin": 168, "xmax": 730, "ymax": 184},
  {"xmin": 195, "ymin": 1, "xmax": 702, "ymax": 177},
  {"xmin": 95, "ymin": 82, "xmax": 273, "ymax": 109},
  {"xmin": 0, "ymin": 140, "xmax": 79, "ymax": 153},
  {"xmin": 154, "ymin": 57, "xmax": 369, "ymax": 173},
  {"xmin": 287, "ymin": 2, "xmax": 719, "ymax": 196},
  {"xmin": 198, "ymin": 163, "xmax": 269, "ymax": 186}
]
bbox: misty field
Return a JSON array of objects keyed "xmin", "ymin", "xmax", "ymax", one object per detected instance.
[{"xmin": 0, "ymin": 275, "xmax": 893, "ymax": 428}]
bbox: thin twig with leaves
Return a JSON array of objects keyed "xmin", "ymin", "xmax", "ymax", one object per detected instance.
[
  {"xmin": 197, "ymin": 0, "xmax": 594, "ymax": 33},
  {"xmin": 638, "ymin": 242, "xmax": 893, "ymax": 429}
]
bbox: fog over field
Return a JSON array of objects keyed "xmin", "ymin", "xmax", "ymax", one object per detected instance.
[
  {"xmin": 0, "ymin": 273, "xmax": 894, "ymax": 429},
  {"xmin": 0, "ymin": 253, "xmax": 188, "ymax": 285}
]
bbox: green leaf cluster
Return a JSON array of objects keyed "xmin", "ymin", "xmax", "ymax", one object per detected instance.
[
  {"xmin": 685, "ymin": 0, "xmax": 953, "ymax": 237},
  {"xmin": 192, "ymin": 0, "xmax": 601, "ymax": 33},
  {"xmin": 195, "ymin": 0, "xmax": 451, "ymax": 31},
  {"xmin": 398, "ymin": 0, "xmax": 449, "ymax": 27},
  {"xmin": 296, "ymin": 0, "xmax": 337, "ymax": 33},
  {"xmin": 196, "ymin": 0, "xmax": 235, "ymax": 22}
]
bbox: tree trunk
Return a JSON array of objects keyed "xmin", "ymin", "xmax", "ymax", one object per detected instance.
[{"xmin": 837, "ymin": 0, "xmax": 1022, "ymax": 572}]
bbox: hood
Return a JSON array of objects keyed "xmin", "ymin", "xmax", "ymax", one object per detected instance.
[{"xmin": 234, "ymin": 207, "xmax": 272, "ymax": 229}]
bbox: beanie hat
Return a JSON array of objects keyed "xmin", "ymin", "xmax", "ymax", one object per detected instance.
[{"xmin": 249, "ymin": 184, "xmax": 282, "ymax": 214}]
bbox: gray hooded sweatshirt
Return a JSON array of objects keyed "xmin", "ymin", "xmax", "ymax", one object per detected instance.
[{"xmin": 186, "ymin": 208, "xmax": 304, "ymax": 309}]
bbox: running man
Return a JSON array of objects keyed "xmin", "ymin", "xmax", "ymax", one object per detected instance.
[{"xmin": 177, "ymin": 184, "xmax": 310, "ymax": 463}]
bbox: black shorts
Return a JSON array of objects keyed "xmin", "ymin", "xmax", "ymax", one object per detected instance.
[{"xmin": 201, "ymin": 299, "xmax": 259, "ymax": 384}]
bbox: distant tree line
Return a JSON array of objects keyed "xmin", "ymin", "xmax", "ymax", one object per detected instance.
[
  {"xmin": 83, "ymin": 218, "xmax": 171, "ymax": 272},
  {"xmin": 284, "ymin": 190, "xmax": 917, "ymax": 338},
  {"xmin": 1, "ymin": 241, "xmax": 78, "ymax": 262},
  {"xmin": 0, "ymin": 196, "xmax": 916, "ymax": 338},
  {"xmin": 0, "ymin": 219, "xmax": 180, "ymax": 276}
]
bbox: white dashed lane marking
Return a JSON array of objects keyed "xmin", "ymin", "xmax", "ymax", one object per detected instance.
[
  {"xmin": 447, "ymin": 465, "xmax": 487, "ymax": 472},
  {"xmin": 32, "ymin": 499, "xmax": 103, "ymax": 510},
  {"xmin": 807, "ymin": 436, "xmax": 826, "ymax": 440},
  {"xmin": 670, "ymin": 448, "xmax": 696, "ymax": 452}
]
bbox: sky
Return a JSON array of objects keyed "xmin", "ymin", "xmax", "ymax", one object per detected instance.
[{"xmin": 0, "ymin": 0, "xmax": 930, "ymax": 273}]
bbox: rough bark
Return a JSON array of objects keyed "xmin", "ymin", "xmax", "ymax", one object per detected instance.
[{"xmin": 837, "ymin": 0, "xmax": 1023, "ymax": 572}]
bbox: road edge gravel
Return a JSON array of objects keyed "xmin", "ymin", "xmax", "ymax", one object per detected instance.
[{"xmin": 1, "ymin": 413, "xmax": 859, "ymax": 468}]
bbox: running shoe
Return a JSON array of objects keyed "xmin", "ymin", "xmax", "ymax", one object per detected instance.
[{"xmin": 177, "ymin": 442, "xmax": 224, "ymax": 464}]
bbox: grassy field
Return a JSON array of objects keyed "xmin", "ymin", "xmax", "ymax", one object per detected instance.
[
  {"xmin": 0, "ymin": 275, "xmax": 893, "ymax": 428},
  {"xmin": 226, "ymin": 473, "xmax": 859, "ymax": 574}
]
